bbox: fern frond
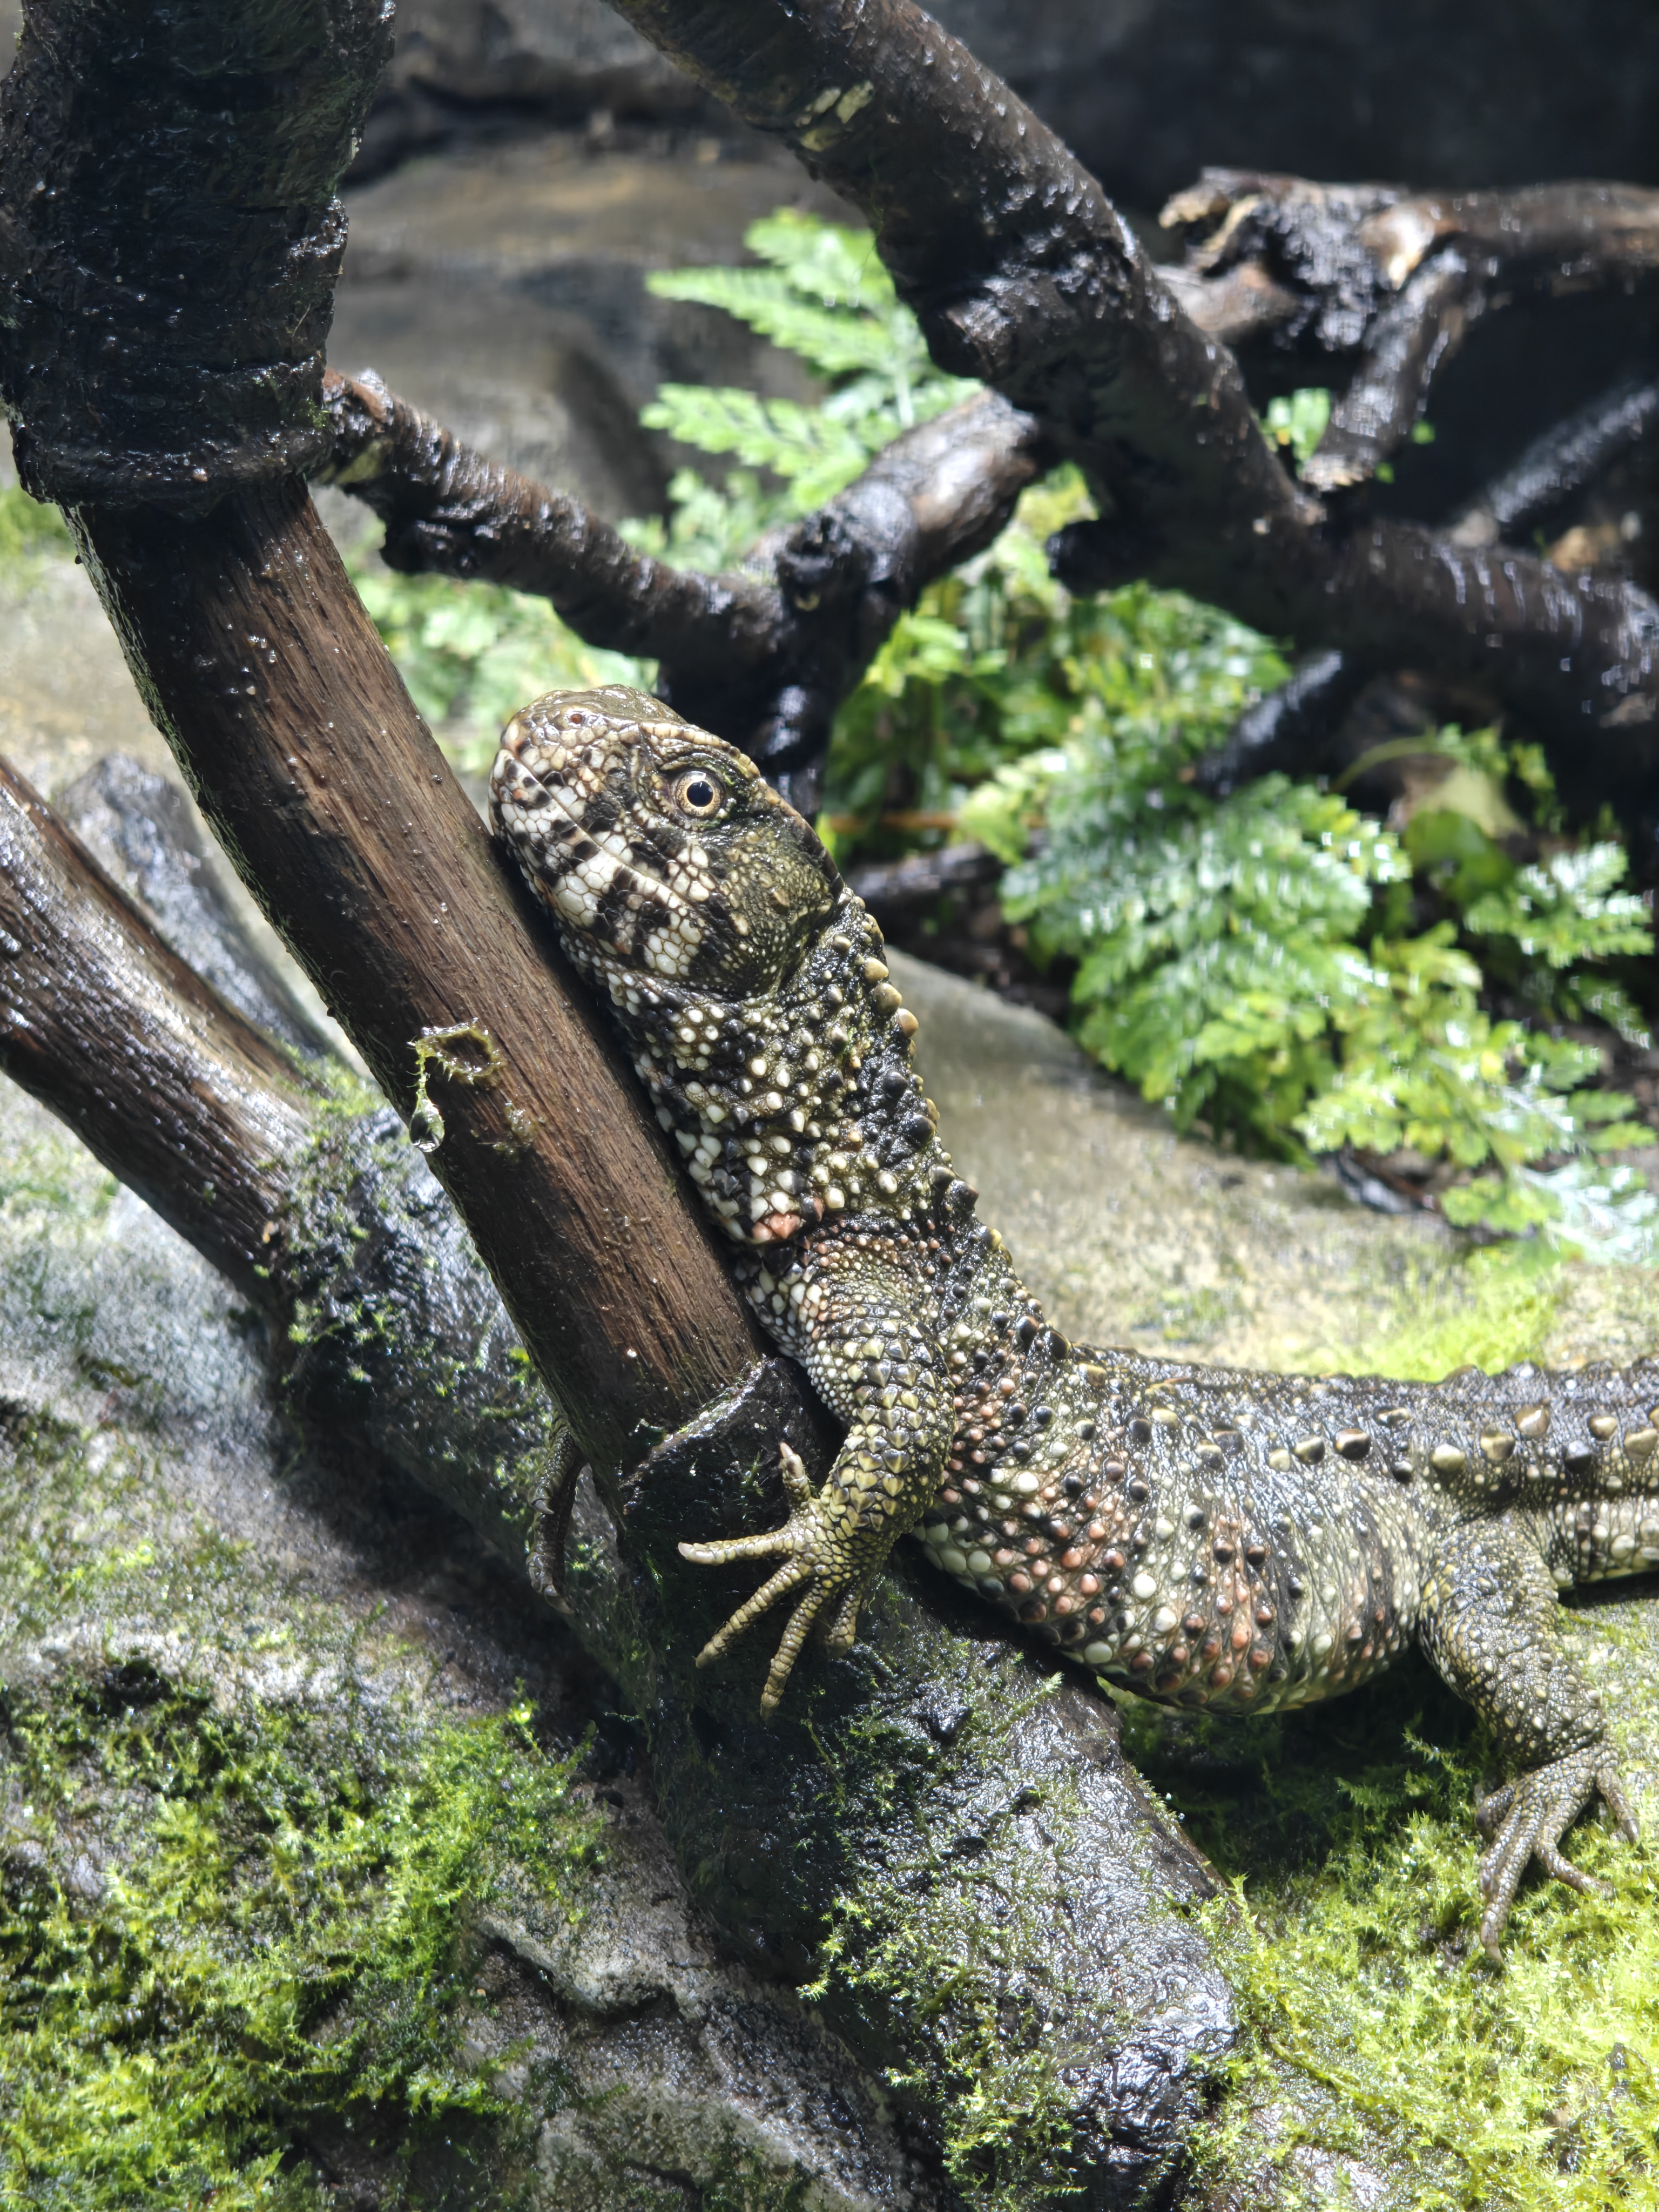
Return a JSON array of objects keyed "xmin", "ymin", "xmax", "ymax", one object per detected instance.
[
  {"xmin": 640, "ymin": 387, "xmax": 879, "ymax": 508},
  {"xmin": 648, "ymin": 268, "xmax": 902, "ymax": 378},
  {"xmin": 745, "ymin": 210, "xmax": 898, "ymax": 311}
]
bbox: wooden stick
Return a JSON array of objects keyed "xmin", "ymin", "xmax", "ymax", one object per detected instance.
[
  {"xmin": 78, "ymin": 477, "xmax": 764, "ymax": 1479},
  {"xmin": 0, "ymin": 756, "xmax": 313, "ymax": 1299}
]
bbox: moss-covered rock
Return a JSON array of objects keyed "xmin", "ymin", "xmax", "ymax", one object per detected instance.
[{"xmin": 0, "ymin": 1089, "xmax": 948, "ymax": 2210}]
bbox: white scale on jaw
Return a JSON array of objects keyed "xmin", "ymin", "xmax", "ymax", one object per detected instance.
[{"xmin": 499, "ymin": 756, "xmax": 710, "ymax": 979}]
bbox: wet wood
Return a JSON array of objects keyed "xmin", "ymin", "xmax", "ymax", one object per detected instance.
[
  {"xmin": 0, "ymin": 757, "xmax": 313, "ymax": 1300},
  {"xmin": 77, "ymin": 478, "xmax": 766, "ymax": 1475}
]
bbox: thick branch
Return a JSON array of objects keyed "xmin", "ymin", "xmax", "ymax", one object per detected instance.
[
  {"xmin": 1163, "ymin": 173, "xmax": 1659, "ymax": 489},
  {"xmin": 77, "ymin": 476, "xmax": 761, "ymax": 1479},
  {"xmin": 1196, "ymin": 380, "xmax": 1659, "ymax": 793},
  {"xmin": 0, "ymin": 758, "xmax": 314, "ymax": 1299},
  {"xmin": 1302, "ymin": 248, "xmax": 1478, "ymax": 491},
  {"xmin": 1448, "ymin": 377, "xmax": 1659, "ymax": 550},
  {"xmin": 1364, "ymin": 182, "xmax": 1659, "ymax": 291},
  {"xmin": 607, "ymin": 0, "xmax": 1309, "ymax": 578},
  {"xmin": 1186, "ymin": 648, "xmax": 1364, "ymax": 799},
  {"xmin": 316, "ymin": 367, "xmax": 785, "ymax": 667},
  {"xmin": 316, "ymin": 368, "xmax": 1047, "ymax": 812}
]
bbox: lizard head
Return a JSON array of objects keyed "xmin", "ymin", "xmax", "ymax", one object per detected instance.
[{"xmin": 490, "ymin": 686, "xmax": 842, "ymax": 1000}]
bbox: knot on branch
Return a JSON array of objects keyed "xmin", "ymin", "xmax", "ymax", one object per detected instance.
[{"xmin": 0, "ymin": 0, "xmax": 393, "ymax": 507}]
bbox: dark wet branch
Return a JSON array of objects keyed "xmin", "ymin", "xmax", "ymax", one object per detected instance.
[
  {"xmin": 1161, "ymin": 173, "xmax": 1659, "ymax": 490},
  {"xmin": 842, "ymin": 840, "xmax": 1003, "ymax": 921},
  {"xmin": 1157, "ymin": 258, "xmax": 1302, "ymax": 347},
  {"xmin": 1447, "ymin": 376, "xmax": 1659, "ymax": 551},
  {"xmin": 316, "ymin": 367, "xmax": 1048, "ymax": 813},
  {"xmin": 0, "ymin": 757, "xmax": 315, "ymax": 1302},
  {"xmin": 1362, "ymin": 182, "xmax": 1659, "ymax": 291},
  {"xmin": 1185, "ymin": 649, "xmax": 1365, "ymax": 799},
  {"xmin": 316, "ymin": 367, "xmax": 784, "ymax": 668},
  {"xmin": 1301, "ymin": 248, "xmax": 1478, "ymax": 493},
  {"xmin": 1193, "ymin": 379, "xmax": 1659, "ymax": 795}
]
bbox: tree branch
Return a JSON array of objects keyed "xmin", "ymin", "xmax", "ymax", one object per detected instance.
[
  {"xmin": 1448, "ymin": 375, "xmax": 1659, "ymax": 550},
  {"xmin": 1161, "ymin": 174, "xmax": 1659, "ymax": 490},
  {"xmin": 78, "ymin": 476, "xmax": 760, "ymax": 1479},
  {"xmin": 0, "ymin": 758, "xmax": 314, "ymax": 1301},
  {"xmin": 1194, "ymin": 379, "xmax": 1659, "ymax": 793},
  {"xmin": 316, "ymin": 367, "xmax": 1048, "ymax": 813}
]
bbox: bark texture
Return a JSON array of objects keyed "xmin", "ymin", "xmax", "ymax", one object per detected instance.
[
  {"xmin": 317, "ymin": 367, "xmax": 1048, "ymax": 813},
  {"xmin": 78, "ymin": 476, "xmax": 761, "ymax": 1478}
]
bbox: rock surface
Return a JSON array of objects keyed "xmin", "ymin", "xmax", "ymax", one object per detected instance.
[
  {"xmin": 330, "ymin": 133, "xmax": 841, "ymax": 515},
  {"xmin": 893, "ymin": 950, "xmax": 1659, "ymax": 1379},
  {"xmin": 338, "ymin": 0, "xmax": 1659, "ymax": 212}
]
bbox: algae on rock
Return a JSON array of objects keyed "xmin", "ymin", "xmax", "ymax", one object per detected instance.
[{"xmin": 0, "ymin": 1086, "xmax": 949, "ymax": 2211}]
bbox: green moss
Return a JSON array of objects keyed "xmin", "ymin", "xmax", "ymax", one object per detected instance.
[
  {"xmin": 1312, "ymin": 1243, "xmax": 1566, "ymax": 1383},
  {"xmin": 0, "ymin": 1413, "xmax": 602, "ymax": 2210},
  {"xmin": 0, "ymin": 484, "xmax": 72, "ymax": 575},
  {"xmin": 0, "ymin": 1123, "xmax": 118, "ymax": 1231},
  {"xmin": 1112, "ymin": 1585, "xmax": 1659, "ymax": 2208},
  {"xmin": 275, "ymin": 1104, "xmax": 571, "ymax": 1557}
]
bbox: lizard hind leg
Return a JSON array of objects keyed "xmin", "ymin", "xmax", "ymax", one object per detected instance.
[{"xmin": 1418, "ymin": 1522, "xmax": 1641, "ymax": 1954}]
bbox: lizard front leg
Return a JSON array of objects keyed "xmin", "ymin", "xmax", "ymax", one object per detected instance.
[
  {"xmin": 1417, "ymin": 1518, "xmax": 1640, "ymax": 1955},
  {"xmin": 679, "ymin": 1249, "xmax": 954, "ymax": 1713}
]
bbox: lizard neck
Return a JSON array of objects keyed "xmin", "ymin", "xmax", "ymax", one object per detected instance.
[{"xmin": 578, "ymin": 887, "xmax": 957, "ymax": 1251}]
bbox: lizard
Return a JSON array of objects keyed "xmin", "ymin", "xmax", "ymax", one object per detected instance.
[{"xmin": 490, "ymin": 683, "xmax": 1654, "ymax": 1955}]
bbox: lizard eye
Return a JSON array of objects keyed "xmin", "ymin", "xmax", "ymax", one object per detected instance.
[{"xmin": 673, "ymin": 769, "xmax": 725, "ymax": 818}]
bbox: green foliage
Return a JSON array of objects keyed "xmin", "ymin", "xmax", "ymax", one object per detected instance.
[
  {"xmin": 0, "ymin": 483, "xmax": 72, "ymax": 571},
  {"xmin": 1263, "ymin": 387, "xmax": 1332, "ymax": 469},
  {"xmin": 0, "ymin": 1661, "xmax": 599, "ymax": 2209},
  {"xmin": 819, "ymin": 544, "xmax": 1656, "ymax": 1243},
  {"xmin": 641, "ymin": 209, "xmax": 977, "ymax": 517},
  {"xmin": 1312, "ymin": 1240, "xmax": 1567, "ymax": 1382},
  {"xmin": 1136, "ymin": 1671, "xmax": 1659, "ymax": 2212}
]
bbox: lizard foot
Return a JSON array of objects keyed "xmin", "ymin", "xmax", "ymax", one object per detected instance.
[
  {"xmin": 678, "ymin": 1442, "xmax": 870, "ymax": 1713},
  {"xmin": 1474, "ymin": 1751, "xmax": 1639, "ymax": 1957}
]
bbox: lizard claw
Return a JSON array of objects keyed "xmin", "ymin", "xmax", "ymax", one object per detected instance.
[
  {"xmin": 1474, "ymin": 1751, "xmax": 1639, "ymax": 1957},
  {"xmin": 677, "ymin": 1445, "xmax": 862, "ymax": 1711}
]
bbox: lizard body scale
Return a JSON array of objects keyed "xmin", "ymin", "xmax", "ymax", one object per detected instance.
[{"xmin": 490, "ymin": 684, "xmax": 1652, "ymax": 1953}]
